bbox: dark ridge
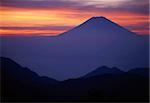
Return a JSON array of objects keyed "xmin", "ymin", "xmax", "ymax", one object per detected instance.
[
  {"xmin": 82, "ymin": 66, "xmax": 124, "ymax": 79},
  {"xmin": 1, "ymin": 57, "xmax": 149, "ymax": 102}
]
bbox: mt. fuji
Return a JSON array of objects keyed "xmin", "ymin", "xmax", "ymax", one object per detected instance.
[{"xmin": 1, "ymin": 16, "xmax": 149, "ymax": 80}]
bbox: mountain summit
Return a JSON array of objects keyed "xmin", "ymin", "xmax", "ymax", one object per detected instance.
[
  {"xmin": 61, "ymin": 16, "xmax": 137, "ymax": 38},
  {"xmin": 79, "ymin": 16, "xmax": 111, "ymax": 26},
  {"xmin": 80, "ymin": 16, "xmax": 118, "ymax": 26}
]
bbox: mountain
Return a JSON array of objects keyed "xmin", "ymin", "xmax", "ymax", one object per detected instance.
[
  {"xmin": 1, "ymin": 16, "xmax": 149, "ymax": 80},
  {"xmin": 61, "ymin": 16, "xmax": 137, "ymax": 38},
  {"xmin": 0, "ymin": 57, "xmax": 58, "ymax": 85},
  {"xmin": 1, "ymin": 57, "xmax": 149, "ymax": 102},
  {"xmin": 0, "ymin": 57, "xmax": 59, "ymax": 101},
  {"xmin": 82, "ymin": 66, "xmax": 124, "ymax": 78},
  {"xmin": 56, "ymin": 73, "xmax": 149, "ymax": 102}
]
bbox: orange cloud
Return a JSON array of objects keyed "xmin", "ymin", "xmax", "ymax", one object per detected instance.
[
  {"xmin": 0, "ymin": 6, "xmax": 149, "ymax": 36},
  {"xmin": 0, "ymin": 29, "xmax": 66, "ymax": 36}
]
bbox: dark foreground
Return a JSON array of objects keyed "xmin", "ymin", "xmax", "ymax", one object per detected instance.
[{"xmin": 0, "ymin": 57, "xmax": 149, "ymax": 102}]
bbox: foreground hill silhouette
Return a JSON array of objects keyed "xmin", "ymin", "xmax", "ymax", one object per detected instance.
[
  {"xmin": 1, "ymin": 16, "xmax": 149, "ymax": 80},
  {"xmin": 1, "ymin": 57, "xmax": 149, "ymax": 102},
  {"xmin": 0, "ymin": 57, "xmax": 59, "ymax": 101}
]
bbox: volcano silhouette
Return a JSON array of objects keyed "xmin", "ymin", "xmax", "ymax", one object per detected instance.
[
  {"xmin": 1, "ymin": 16, "xmax": 149, "ymax": 80},
  {"xmin": 61, "ymin": 16, "xmax": 137, "ymax": 37}
]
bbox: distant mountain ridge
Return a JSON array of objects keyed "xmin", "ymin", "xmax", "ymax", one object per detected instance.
[
  {"xmin": 82, "ymin": 66, "xmax": 124, "ymax": 78},
  {"xmin": 82, "ymin": 65, "xmax": 149, "ymax": 79}
]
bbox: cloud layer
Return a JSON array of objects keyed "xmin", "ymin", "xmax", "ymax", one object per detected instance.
[{"xmin": 0, "ymin": 0, "xmax": 149, "ymax": 35}]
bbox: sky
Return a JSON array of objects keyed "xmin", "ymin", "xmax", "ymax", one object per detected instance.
[{"xmin": 0, "ymin": 0, "xmax": 149, "ymax": 36}]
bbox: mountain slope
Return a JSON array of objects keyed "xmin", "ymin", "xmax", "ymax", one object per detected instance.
[
  {"xmin": 61, "ymin": 16, "xmax": 137, "ymax": 38},
  {"xmin": 82, "ymin": 66, "xmax": 124, "ymax": 78},
  {"xmin": 0, "ymin": 57, "xmax": 59, "ymax": 101},
  {"xmin": 0, "ymin": 57, "xmax": 58, "ymax": 85}
]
